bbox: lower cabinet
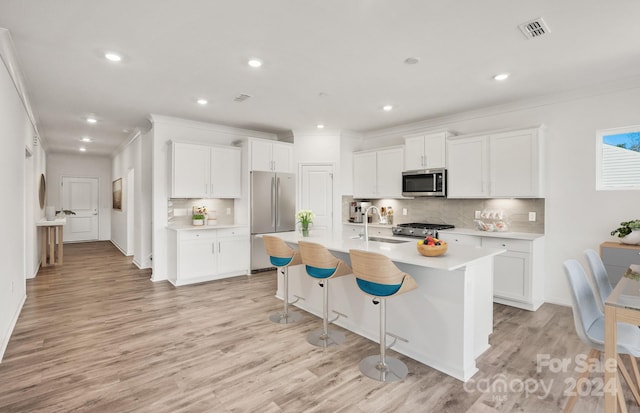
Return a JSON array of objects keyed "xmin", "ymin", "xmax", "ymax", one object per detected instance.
[
  {"xmin": 168, "ymin": 227, "xmax": 250, "ymax": 286},
  {"xmin": 439, "ymin": 232, "xmax": 544, "ymax": 311}
]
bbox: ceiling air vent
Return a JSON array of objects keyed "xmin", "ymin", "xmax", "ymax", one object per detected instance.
[
  {"xmin": 518, "ymin": 17, "xmax": 551, "ymax": 39},
  {"xmin": 234, "ymin": 94, "xmax": 252, "ymax": 102}
]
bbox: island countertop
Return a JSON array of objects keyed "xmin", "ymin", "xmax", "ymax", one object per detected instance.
[{"xmin": 262, "ymin": 230, "xmax": 505, "ymax": 272}]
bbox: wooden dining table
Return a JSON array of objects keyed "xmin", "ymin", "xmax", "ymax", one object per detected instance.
[{"xmin": 604, "ymin": 265, "xmax": 640, "ymax": 413}]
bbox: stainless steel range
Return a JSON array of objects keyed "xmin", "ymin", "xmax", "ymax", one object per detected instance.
[{"xmin": 392, "ymin": 222, "xmax": 455, "ymax": 238}]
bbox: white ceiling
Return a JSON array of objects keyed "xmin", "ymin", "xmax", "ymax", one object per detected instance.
[{"xmin": 2, "ymin": 0, "xmax": 640, "ymax": 155}]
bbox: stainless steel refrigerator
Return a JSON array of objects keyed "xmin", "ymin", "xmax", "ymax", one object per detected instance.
[{"xmin": 250, "ymin": 171, "xmax": 296, "ymax": 271}]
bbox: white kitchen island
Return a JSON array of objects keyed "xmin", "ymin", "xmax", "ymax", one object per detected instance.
[{"xmin": 262, "ymin": 231, "xmax": 505, "ymax": 382}]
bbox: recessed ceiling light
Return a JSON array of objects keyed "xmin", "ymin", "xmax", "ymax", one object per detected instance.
[
  {"xmin": 79, "ymin": 147, "xmax": 87, "ymax": 152},
  {"xmin": 493, "ymin": 73, "xmax": 510, "ymax": 81},
  {"xmin": 81, "ymin": 137, "xmax": 92, "ymax": 142},
  {"xmin": 382, "ymin": 105, "xmax": 393, "ymax": 112},
  {"xmin": 104, "ymin": 52, "xmax": 122, "ymax": 62},
  {"xmin": 197, "ymin": 98, "xmax": 208, "ymax": 105},
  {"xmin": 86, "ymin": 117, "xmax": 97, "ymax": 124},
  {"xmin": 248, "ymin": 59, "xmax": 263, "ymax": 68},
  {"xmin": 317, "ymin": 124, "xmax": 325, "ymax": 129},
  {"xmin": 404, "ymin": 57, "xmax": 420, "ymax": 65}
]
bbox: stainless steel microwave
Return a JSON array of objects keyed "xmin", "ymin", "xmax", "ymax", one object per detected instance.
[{"xmin": 402, "ymin": 168, "xmax": 447, "ymax": 197}]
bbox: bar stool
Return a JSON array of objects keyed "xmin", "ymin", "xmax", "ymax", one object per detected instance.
[
  {"xmin": 349, "ymin": 249, "xmax": 418, "ymax": 382},
  {"xmin": 298, "ymin": 240, "xmax": 351, "ymax": 348},
  {"xmin": 263, "ymin": 235, "xmax": 303, "ymax": 324}
]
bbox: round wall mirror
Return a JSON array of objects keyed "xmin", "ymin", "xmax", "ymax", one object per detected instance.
[{"xmin": 38, "ymin": 173, "xmax": 46, "ymax": 209}]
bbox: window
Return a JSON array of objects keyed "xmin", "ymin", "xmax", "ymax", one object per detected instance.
[{"xmin": 596, "ymin": 126, "xmax": 640, "ymax": 190}]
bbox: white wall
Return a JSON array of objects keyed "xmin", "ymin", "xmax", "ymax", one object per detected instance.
[
  {"xmin": 111, "ymin": 134, "xmax": 141, "ymax": 258},
  {"xmin": 149, "ymin": 115, "xmax": 276, "ymax": 281},
  {"xmin": 0, "ymin": 34, "xmax": 34, "ymax": 360},
  {"xmin": 26, "ymin": 140, "xmax": 46, "ymax": 279},
  {"xmin": 359, "ymin": 83, "xmax": 640, "ymax": 306},
  {"xmin": 47, "ymin": 153, "xmax": 112, "ymax": 241}
]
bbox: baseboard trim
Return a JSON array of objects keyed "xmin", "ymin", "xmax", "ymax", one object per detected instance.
[
  {"xmin": 0, "ymin": 294, "xmax": 26, "ymax": 363},
  {"xmin": 110, "ymin": 240, "xmax": 132, "ymax": 257}
]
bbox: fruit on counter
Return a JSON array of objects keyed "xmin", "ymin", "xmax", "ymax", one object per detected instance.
[{"xmin": 422, "ymin": 236, "xmax": 442, "ymax": 246}]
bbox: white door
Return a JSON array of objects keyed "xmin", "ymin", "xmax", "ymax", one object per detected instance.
[
  {"xmin": 300, "ymin": 164, "xmax": 333, "ymax": 232},
  {"xmin": 61, "ymin": 177, "xmax": 99, "ymax": 242}
]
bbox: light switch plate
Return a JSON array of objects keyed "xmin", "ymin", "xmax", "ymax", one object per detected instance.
[
  {"xmin": 226, "ymin": 207, "xmax": 231, "ymax": 215},
  {"xmin": 528, "ymin": 212, "xmax": 536, "ymax": 222},
  {"xmin": 402, "ymin": 208, "xmax": 408, "ymax": 216},
  {"xmin": 475, "ymin": 210, "xmax": 481, "ymax": 219}
]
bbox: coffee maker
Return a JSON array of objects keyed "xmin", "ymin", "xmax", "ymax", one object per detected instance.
[{"xmin": 349, "ymin": 201, "xmax": 371, "ymax": 223}]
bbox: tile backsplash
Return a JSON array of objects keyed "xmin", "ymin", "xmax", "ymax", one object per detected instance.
[
  {"xmin": 342, "ymin": 196, "xmax": 545, "ymax": 234},
  {"xmin": 168, "ymin": 198, "xmax": 235, "ymax": 226}
]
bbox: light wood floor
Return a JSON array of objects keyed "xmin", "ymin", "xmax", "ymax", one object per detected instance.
[{"xmin": 1, "ymin": 241, "xmax": 638, "ymax": 412}]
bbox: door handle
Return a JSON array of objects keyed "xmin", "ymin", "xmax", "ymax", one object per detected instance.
[
  {"xmin": 275, "ymin": 177, "xmax": 280, "ymax": 228},
  {"xmin": 271, "ymin": 177, "xmax": 276, "ymax": 228}
]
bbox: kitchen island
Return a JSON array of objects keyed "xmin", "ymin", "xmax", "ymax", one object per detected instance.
[{"xmin": 262, "ymin": 231, "xmax": 505, "ymax": 381}]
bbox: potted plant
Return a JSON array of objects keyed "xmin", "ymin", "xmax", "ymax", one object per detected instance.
[
  {"xmin": 296, "ymin": 209, "xmax": 315, "ymax": 237},
  {"xmin": 192, "ymin": 214, "xmax": 205, "ymax": 226},
  {"xmin": 611, "ymin": 219, "xmax": 640, "ymax": 245}
]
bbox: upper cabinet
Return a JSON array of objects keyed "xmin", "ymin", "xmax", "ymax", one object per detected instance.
[
  {"xmin": 404, "ymin": 131, "xmax": 453, "ymax": 170},
  {"xmin": 171, "ymin": 142, "xmax": 242, "ymax": 198},
  {"xmin": 353, "ymin": 146, "xmax": 403, "ymax": 199},
  {"xmin": 446, "ymin": 126, "xmax": 544, "ymax": 198},
  {"xmin": 249, "ymin": 139, "xmax": 293, "ymax": 173}
]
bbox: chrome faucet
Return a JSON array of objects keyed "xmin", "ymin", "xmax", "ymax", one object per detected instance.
[{"xmin": 363, "ymin": 205, "xmax": 383, "ymax": 242}]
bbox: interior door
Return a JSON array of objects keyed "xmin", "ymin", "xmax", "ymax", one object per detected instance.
[
  {"xmin": 300, "ymin": 164, "xmax": 333, "ymax": 232},
  {"xmin": 61, "ymin": 177, "xmax": 99, "ymax": 242}
]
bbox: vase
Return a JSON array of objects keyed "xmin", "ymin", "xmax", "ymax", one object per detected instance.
[
  {"xmin": 302, "ymin": 224, "xmax": 309, "ymax": 237},
  {"xmin": 621, "ymin": 229, "xmax": 640, "ymax": 245}
]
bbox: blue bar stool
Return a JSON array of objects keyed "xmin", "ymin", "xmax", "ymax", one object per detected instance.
[
  {"xmin": 263, "ymin": 235, "xmax": 303, "ymax": 324},
  {"xmin": 298, "ymin": 241, "xmax": 351, "ymax": 347},
  {"xmin": 349, "ymin": 249, "xmax": 418, "ymax": 382}
]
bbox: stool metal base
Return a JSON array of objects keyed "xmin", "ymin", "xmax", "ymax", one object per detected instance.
[
  {"xmin": 359, "ymin": 355, "xmax": 408, "ymax": 382},
  {"xmin": 269, "ymin": 310, "xmax": 303, "ymax": 324},
  {"xmin": 307, "ymin": 328, "xmax": 345, "ymax": 348}
]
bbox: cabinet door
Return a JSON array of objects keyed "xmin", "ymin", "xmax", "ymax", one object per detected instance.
[
  {"xmin": 437, "ymin": 232, "xmax": 482, "ymax": 247},
  {"xmin": 446, "ymin": 136, "xmax": 488, "ymax": 198},
  {"xmin": 490, "ymin": 129, "xmax": 539, "ymax": 197},
  {"xmin": 211, "ymin": 146, "xmax": 241, "ymax": 198},
  {"xmin": 424, "ymin": 132, "xmax": 446, "ymax": 169},
  {"xmin": 172, "ymin": 143, "xmax": 210, "ymax": 198},
  {"xmin": 353, "ymin": 152, "xmax": 377, "ymax": 198},
  {"xmin": 376, "ymin": 147, "xmax": 403, "ymax": 197},
  {"xmin": 250, "ymin": 140, "xmax": 274, "ymax": 171},
  {"xmin": 492, "ymin": 251, "xmax": 529, "ymax": 303},
  {"xmin": 272, "ymin": 143, "xmax": 292, "ymax": 173},
  {"xmin": 404, "ymin": 136, "xmax": 425, "ymax": 170},
  {"xmin": 179, "ymin": 238, "xmax": 217, "ymax": 280},
  {"xmin": 217, "ymin": 236, "xmax": 249, "ymax": 275}
]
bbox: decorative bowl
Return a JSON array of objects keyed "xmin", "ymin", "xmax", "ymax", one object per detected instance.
[{"xmin": 417, "ymin": 241, "xmax": 448, "ymax": 257}]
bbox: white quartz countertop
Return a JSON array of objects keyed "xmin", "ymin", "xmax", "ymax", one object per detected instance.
[
  {"xmin": 439, "ymin": 228, "xmax": 544, "ymax": 241},
  {"xmin": 260, "ymin": 230, "xmax": 505, "ymax": 271},
  {"xmin": 167, "ymin": 224, "xmax": 247, "ymax": 231}
]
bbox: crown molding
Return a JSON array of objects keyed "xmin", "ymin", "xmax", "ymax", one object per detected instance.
[{"xmin": 148, "ymin": 113, "xmax": 278, "ymax": 140}]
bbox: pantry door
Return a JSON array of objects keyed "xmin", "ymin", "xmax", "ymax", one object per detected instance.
[
  {"xmin": 299, "ymin": 164, "xmax": 334, "ymax": 232},
  {"xmin": 61, "ymin": 177, "xmax": 99, "ymax": 242}
]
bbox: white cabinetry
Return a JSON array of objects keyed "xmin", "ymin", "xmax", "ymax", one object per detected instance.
[
  {"xmin": 446, "ymin": 127, "xmax": 544, "ymax": 198},
  {"xmin": 168, "ymin": 227, "xmax": 250, "ymax": 286},
  {"xmin": 404, "ymin": 131, "xmax": 452, "ymax": 170},
  {"xmin": 171, "ymin": 142, "xmax": 241, "ymax": 198},
  {"xmin": 352, "ymin": 146, "xmax": 403, "ymax": 199},
  {"xmin": 249, "ymin": 139, "xmax": 293, "ymax": 172},
  {"xmin": 438, "ymin": 231, "xmax": 544, "ymax": 311}
]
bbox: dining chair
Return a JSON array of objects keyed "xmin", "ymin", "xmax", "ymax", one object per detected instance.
[
  {"xmin": 584, "ymin": 248, "xmax": 613, "ymax": 310},
  {"xmin": 564, "ymin": 259, "xmax": 640, "ymax": 412}
]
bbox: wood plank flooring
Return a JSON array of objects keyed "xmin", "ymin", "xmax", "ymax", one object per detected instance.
[{"xmin": 0, "ymin": 241, "xmax": 638, "ymax": 412}]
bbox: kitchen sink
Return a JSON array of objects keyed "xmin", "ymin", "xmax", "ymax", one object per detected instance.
[{"xmin": 367, "ymin": 236, "xmax": 410, "ymax": 244}]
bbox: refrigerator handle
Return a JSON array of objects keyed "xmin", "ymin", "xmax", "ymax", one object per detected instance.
[
  {"xmin": 271, "ymin": 176, "xmax": 276, "ymax": 229},
  {"xmin": 275, "ymin": 177, "xmax": 280, "ymax": 228}
]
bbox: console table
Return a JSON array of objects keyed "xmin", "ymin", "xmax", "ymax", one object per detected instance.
[{"xmin": 37, "ymin": 218, "xmax": 66, "ymax": 266}]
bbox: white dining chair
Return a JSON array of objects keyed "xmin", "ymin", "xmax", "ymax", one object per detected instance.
[
  {"xmin": 564, "ymin": 259, "xmax": 640, "ymax": 412},
  {"xmin": 584, "ymin": 248, "xmax": 613, "ymax": 311}
]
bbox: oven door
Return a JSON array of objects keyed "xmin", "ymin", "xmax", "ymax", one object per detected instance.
[{"xmin": 402, "ymin": 169, "xmax": 446, "ymax": 197}]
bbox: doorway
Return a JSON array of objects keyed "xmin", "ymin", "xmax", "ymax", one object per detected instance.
[
  {"xmin": 299, "ymin": 164, "xmax": 334, "ymax": 232},
  {"xmin": 61, "ymin": 177, "xmax": 99, "ymax": 242}
]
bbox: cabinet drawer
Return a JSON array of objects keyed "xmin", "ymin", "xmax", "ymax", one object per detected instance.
[
  {"xmin": 483, "ymin": 238, "xmax": 531, "ymax": 253},
  {"xmin": 438, "ymin": 233, "xmax": 481, "ymax": 247},
  {"xmin": 602, "ymin": 246, "xmax": 640, "ymax": 269},
  {"xmin": 216, "ymin": 227, "xmax": 249, "ymax": 237},
  {"xmin": 179, "ymin": 230, "xmax": 217, "ymax": 241}
]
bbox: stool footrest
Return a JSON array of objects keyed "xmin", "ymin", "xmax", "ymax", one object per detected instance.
[
  {"xmin": 385, "ymin": 332, "xmax": 408, "ymax": 350},
  {"xmin": 288, "ymin": 295, "xmax": 304, "ymax": 305},
  {"xmin": 329, "ymin": 310, "xmax": 347, "ymax": 324}
]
